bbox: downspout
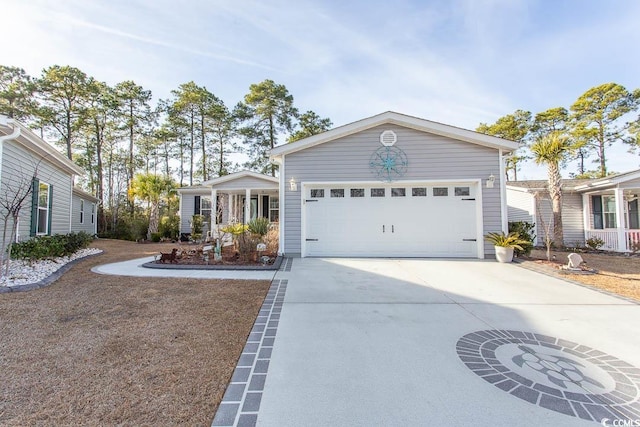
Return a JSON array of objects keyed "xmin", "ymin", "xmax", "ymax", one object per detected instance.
[{"xmin": 0, "ymin": 117, "xmax": 22, "ymax": 245}]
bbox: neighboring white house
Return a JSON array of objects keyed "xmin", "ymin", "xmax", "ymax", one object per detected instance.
[
  {"xmin": 177, "ymin": 170, "xmax": 279, "ymax": 239},
  {"xmin": 269, "ymin": 111, "xmax": 519, "ymax": 258},
  {"xmin": 71, "ymin": 187, "xmax": 100, "ymax": 236},
  {"xmin": 507, "ymin": 170, "xmax": 640, "ymax": 252},
  {"xmin": 0, "ymin": 116, "xmax": 92, "ymax": 249}
]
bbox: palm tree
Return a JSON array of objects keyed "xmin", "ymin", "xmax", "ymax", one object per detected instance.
[
  {"xmin": 530, "ymin": 131, "xmax": 571, "ymax": 248},
  {"xmin": 129, "ymin": 173, "xmax": 175, "ymax": 240}
]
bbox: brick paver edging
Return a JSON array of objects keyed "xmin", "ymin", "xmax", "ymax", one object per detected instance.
[{"xmin": 211, "ymin": 278, "xmax": 288, "ymax": 427}]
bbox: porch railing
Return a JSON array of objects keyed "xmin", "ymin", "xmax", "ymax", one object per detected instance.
[{"xmin": 585, "ymin": 229, "xmax": 640, "ymax": 252}]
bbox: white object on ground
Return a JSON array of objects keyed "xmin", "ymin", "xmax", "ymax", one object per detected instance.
[
  {"xmin": 567, "ymin": 253, "xmax": 584, "ymax": 269},
  {"xmin": 0, "ymin": 248, "xmax": 103, "ymax": 288}
]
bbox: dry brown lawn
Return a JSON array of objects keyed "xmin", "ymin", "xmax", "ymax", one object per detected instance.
[
  {"xmin": 0, "ymin": 239, "xmax": 270, "ymax": 426},
  {"xmin": 527, "ymin": 249, "xmax": 640, "ymax": 302}
]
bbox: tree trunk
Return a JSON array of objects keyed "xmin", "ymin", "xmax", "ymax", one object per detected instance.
[
  {"xmin": 189, "ymin": 112, "xmax": 194, "ymax": 186},
  {"xmin": 548, "ymin": 162, "xmax": 564, "ymax": 247},
  {"xmin": 269, "ymin": 115, "xmax": 275, "ymax": 177},
  {"xmin": 147, "ymin": 201, "xmax": 160, "ymax": 239},
  {"xmin": 201, "ymin": 114, "xmax": 207, "ymax": 181}
]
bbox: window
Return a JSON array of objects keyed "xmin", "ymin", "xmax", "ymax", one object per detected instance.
[
  {"xmin": 350, "ymin": 188, "xmax": 365, "ymax": 198},
  {"xmin": 412, "ymin": 187, "xmax": 427, "ymax": 197},
  {"xmin": 330, "ymin": 189, "xmax": 345, "ymax": 198},
  {"xmin": 371, "ymin": 188, "xmax": 385, "ymax": 197},
  {"xmin": 269, "ymin": 196, "xmax": 279, "ymax": 223},
  {"xmin": 201, "ymin": 196, "xmax": 212, "ymax": 220},
  {"xmin": 433, "ymin": 187, "xmax": 448, "ymax": 197},
  {"xmin": 311, "ymin": 189, "xmax": 324, "ymax": 198},
  {"xmin": 391, "ymin": 188, "xmax": 406, "ymax": 197},
  {"xmin": 455, "ymin": 187, "xmax": 470, "ymax": 196},
  {"xmin": 79, "ymin": 199, "xmax": 85, "ymax": 224},
  {"xmin": 36, "ymin": 182, "xmax": 50, "ymax": 235},
  {"xmin": 602, "ymin": 195, "xmax": 617, "ymax": 228},
  {"xmin": 91, "ymin": 203, "xmax": 95, "ymax": 224}
]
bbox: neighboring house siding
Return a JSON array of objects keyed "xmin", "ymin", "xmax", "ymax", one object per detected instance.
[
  {"xmin": 283, "ymin": 124, "xmax": 503, "ymax": 256},
  {"xmin": 70, "ymin": 193, "xmax": 96, "ymax": 234},
  {"xmin": 506, "ymin": 189, "xmax": 535, "ymax": 223},
  {"xmin": 0, "ymin": 140, "xmax": 73, "ymax": 246},
  {"xmin": 534, "ymin": 192, "xmax": 584, "ymax": 246}
]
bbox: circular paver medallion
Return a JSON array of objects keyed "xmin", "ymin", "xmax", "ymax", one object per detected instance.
[{"xmin": 456, "ymin": 330, "xmax": 640, "ymax": 423}]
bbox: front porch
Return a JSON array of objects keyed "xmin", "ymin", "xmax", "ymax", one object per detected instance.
[{"xmin": 582, "ymin": 186, "xmax": 640, "ymax": 252}]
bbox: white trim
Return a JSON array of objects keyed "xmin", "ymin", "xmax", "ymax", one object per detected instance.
[
  {"xmin": 582, "ymin": 193, "xmax": 590, "ymax": 244},
  {"xmin": 474, "ymin": 180, "xmax": 485, "ymax": 259},
  {"xmin": 245, "ymin": 188, "xmax": 251, "ymax": 223},
  {"xmin": 499, "ymin": 150, "xmax": 508, "ymax": 233},
  {"xmin": 211, "ymin": 188, "xmax": 217, "ymax": 229},
  {"xmin": 574, "ymin": 169, "xmax": 640, "ymax": 191},
  {"xmin": 300, "ymin": 178, "xmax": 484, "ymax": 258},
  {"xmin": 531, "ymin": 192, "xmax": 538, "ymax": 244},
  {"xmin": 614, "ymin": 187, "xmax": 626, "ymax": 251},
  {"xmin": 270, "ymin": 111, "xmax": 519, "ymax": 160},
  {"xmin": 278, "ymin": 155, "xmax": 285, "ymax": 255}
]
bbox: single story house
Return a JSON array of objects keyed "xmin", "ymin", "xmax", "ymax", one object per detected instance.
[
  {"xmin": 71, "ymin": 187, "xmax": 100, "ymax": 236},
  {"xmin": 0, "ymin": 115, "xmax": 95, "ymax": 250},
  {"xmin": 269, "ymin": 111, "xmax": 519, "ymax": 258},
  {"xmin": 177, "ymin": 170, "xmax": 279, "ymax": 238},
  {"xmin": 506, "ymin": 170, "xmax": 640, "ymax": 252}
]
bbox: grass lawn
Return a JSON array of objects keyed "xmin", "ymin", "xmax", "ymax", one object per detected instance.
[
  {"xmin": 525, "ymin": 248, "xmax": 640, "ymax": 302},
  {"xmin": 0, "ymin": 239, "xmax": 270, "ymax": 426}
]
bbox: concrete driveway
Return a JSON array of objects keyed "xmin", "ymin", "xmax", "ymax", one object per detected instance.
[{"xmin": 214, "ymin": 258, "xmax": 640, "ymax": 427}]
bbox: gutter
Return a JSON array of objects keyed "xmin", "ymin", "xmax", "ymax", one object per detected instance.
[{"xmin": 0, "ymin": 116, "xmax": 22, "ymax": 143}]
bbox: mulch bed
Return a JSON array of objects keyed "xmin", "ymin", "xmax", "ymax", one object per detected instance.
[{"xmin": 0, "ymin": 239, "xmax": 271, "ymax": 426}]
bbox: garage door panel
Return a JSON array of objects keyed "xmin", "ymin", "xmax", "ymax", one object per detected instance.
[{"xmin": 305, "ymin": 183, "xmax": 478, "ymax": 258}]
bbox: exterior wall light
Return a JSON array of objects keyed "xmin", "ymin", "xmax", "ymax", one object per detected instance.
[
  {"xmin": 486, "ymin": 174, "xmax": 495, "ymax": 188},
  {"xmin": 289, "ymin": 177, "xmax": 297, "ymax": 191}
]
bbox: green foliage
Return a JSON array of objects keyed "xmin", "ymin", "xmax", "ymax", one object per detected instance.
[
  {"xmin": 236, "ymin": 232, "xmax": 261, "ymax": 262},
  {"xmin": 288, "ymin": 110, "xmax": 332, "ymax": 142},
  {"xmin": 158, "ymin": 215, "xmax": 179, "ymax": 239},
  {"xmin": 484, "ymin": 231, "xmax": 529, "ymax": 250},
  {"xmin": 585, "ymin": 237, "xmax": 605, "ymax": 251},
  {"xmin": 570, "ymin": 82, "xmax": 638, "ymax": 177},
  {"xmin": 191, "ymin": 214, "xmax": 204, "ymax": 237},
  {"xmin": 236, "ymin": 79, "xmax": 298, "ymax": 175},
  {"xmin": 0, "ymin": 65, "xmax": 37, "ymax": 120},
  {"xmin": 150, "ymin": 232, "xmax": 162, "ymax": 242},
  {"xmin": 476, "ymin": 109, "xmax": 532, "ymax": 180},
  {"xmin": 508, "ymin": 222, "xmax": 536, "ymax": 256},
  {"xmin": 220, "ymin": 222, "xmax": 249, "ymax": 236},
  {"xmin": 248, "ymin": 217, "xmax": 270, "ymax": 237},
  {"xmin": 11, "ymin": 232, "xmax": 94, "ymax": 262}
]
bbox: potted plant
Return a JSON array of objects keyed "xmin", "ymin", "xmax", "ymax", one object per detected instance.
[{"xmin": 484, "ymin": 231, "xmax": 529, "ymax": 263}]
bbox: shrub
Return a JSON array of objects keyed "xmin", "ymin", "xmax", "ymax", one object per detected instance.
[
  {"xmin": 236, "ymin": 232, "xmax": 261, "ymax": 262},
  {"xmin": 191, "ymin": 215, "xmax": 204, "ymax": 241},
  {"xmin": 508, "ymin": 221, "xmax": 536, "ymax": 256},
  {"xmin": 11, "ymin": 232, "xmax": 94, "ymax": 262},
  {"xmin": 248, "ymin": 217, "xmax": 270, "ymax": 237},
  {"xmin": 158, "ymin": 215, "xmax": 180, "ymax": 239},
  {"xmin": 220, "ymin": 223, "xmax": 249, "ymax": 236},
  {"xmin": 484, "ymin": 231, "xmax": 529, "ymax": 251},
  {"xmin": 264, "ymin": 226, "xmax": 279, "ymax": 254},
  {"xmin": 585, "ymin": 237, "xmax": 605, "ymax": 251},
  {"xmin": 150, "ymin": 232, "xmax": 162, "ymax": 243}
]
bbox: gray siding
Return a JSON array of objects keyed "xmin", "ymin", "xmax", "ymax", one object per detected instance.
[
  {"xmin": 534, "ymin": 192, "xmax": 584, "ymax": 246},
  {"xmin": 213, "ymin": 176, "xmax": 278, "ymax": 191},
  {"xmin": 283, "ymin": 124, "xmax": 503, "ymax": 257},
  {"xmin": 0, "ymin": 140, "xmax": 73, "ymax": 248},
  {"xmin": 507, "ymin": 189, "xmax": 535, "ymax": 223},
  {"xmin": 71, "ymin": 193, "xmax": 97, "ymax": 234}
]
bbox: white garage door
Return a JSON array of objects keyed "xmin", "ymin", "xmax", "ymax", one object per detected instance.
[{"xmin": 304, "ymin": 183, "xmax": 480, "ymax": 257}]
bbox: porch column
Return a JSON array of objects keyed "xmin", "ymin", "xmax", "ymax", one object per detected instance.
[
  {"xmin": 615, "ymin": 187, "xmax": 626, "ymax": 252},
  {"xmin": 245, "ymin": 188, "xmax": 251, "ymax": 224},
  {"xmin": 211, "ymin": 189, "xmax": 217, "ymax": 229},
  {"xmin": 582, "ymin": 193, "xmax": 590, "ymax": 244}
]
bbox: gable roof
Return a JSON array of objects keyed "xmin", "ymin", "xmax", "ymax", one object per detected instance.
[
  {"xmin": 200, "ymin": 170, "xmax": 278, "ymax": 186},
  {"xmin": 507, "ymin": 179, "xmax": 594, "ymax": 192},
  {"xmin": 0, "ymin": 117, "xmax": 84, "ymax": 176},
  {"xmin": 73, "ymin": 187, "xmax": 101, "ymax": 203},
  {"xmin": 270, "ymin": 111, "xmax": 519, "ymax": 160},
  {"xmin": 573, "ymin": 169, "xmax": 640, "ymax": 191}
]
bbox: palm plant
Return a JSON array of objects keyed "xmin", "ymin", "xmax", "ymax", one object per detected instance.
[
  {"xmin": 129, "ymin": 173, "xmax": 175, "ymax": 240},
  {"xmin": 530, "ymin": 131, "xmax": 571, "ymax": 248},
  {"xmin": 484, "ymin": 232, "xmax": 529, "ymax": 250}
]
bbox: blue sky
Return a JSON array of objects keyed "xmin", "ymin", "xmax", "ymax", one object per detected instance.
[{"xmin": 2, "ymin": 0, "xmax": 639, "ymax": 179}]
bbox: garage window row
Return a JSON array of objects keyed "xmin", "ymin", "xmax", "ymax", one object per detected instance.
[{"xmin": 310, "ymin": 186, "xmax": 470, "ymax": 199}]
